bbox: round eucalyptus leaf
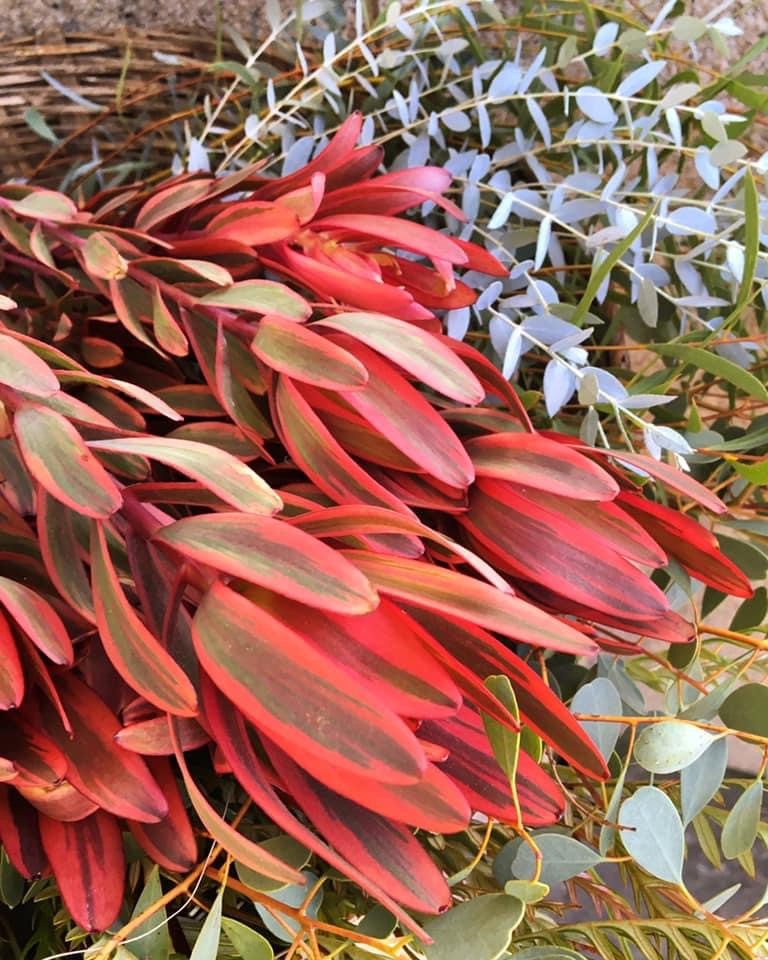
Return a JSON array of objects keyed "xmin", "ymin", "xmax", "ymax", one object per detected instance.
[
  {"xmin": 719, "ymin": 683, "xmax": 768, "ymax": 738},
  {"xmin": 680, "ymin": 736, "xmax": 728, "ymax": 824},
  {"xmin": 510, "ymin": 834, "xmax": 602, "ymax": 886},
  {"xmin": 423, "ymin": 894, "xmax": 525, "ymax": 960},
  {"xmin": 570, "ymin": 678, "xmax": 623, "ymax": 761},
  {"xmin": 721, "ymin": 781, "xmax": 763, "ymax": 860},
  {"xmin": 634, "ymin": 720, "xmax": 718, "ymax": 774},
  {"xmin": 254, "ymin": 871, "xmax": 322, "ymax": 943},
  {"xmin": 619, "ymin": 786, "xmax": 684, "ymax": 884},
  {"xmin": 503, "ymin": 880, "xmax": 550, "ymax": 903}
]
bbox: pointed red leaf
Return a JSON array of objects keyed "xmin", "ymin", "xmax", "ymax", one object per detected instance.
[
  {"xmin": 254, "ymin": 113, "xmax": 365, "ymax": 200},
  {"xmin": 154, "ymin": 512, "xmax": 378, "ymax": 614},
  {"xmin": 41, "ymin": 673, "xmax": 168, "ymax": 823},
  {"xmin": 40, "ymin": 811, "xmax": 125, "ymax": 931},
  {"xmin": 464, "ymin": 481, "xmax": 670, "ymax": 621},
  {"xmin": 251, "ymin": 590, "xmax": 461, "ymax": 720},
  {"xmin": 402, "ymin": 606, "xmax": 609, "ymax": 780},
  {"xmin": 0, "ymin": 609, "xmax": 23, "ymax": 708},
  {"xmin": 14, "ymin": 403, "xmax": 122, "ymax": 518},
  {"xmin": 618, "ymin": 492, "xmax": 753, "ymax": 597},
  {"xmin": 340, "ymin": 551, "xmax": 597, "ymax": 655},
  {"xmin": 421, "ymin": 709, "xmax": 564, "ymax": 826},
  {"xmin": 135, "ymin": 178, "xmax": 212, "ymax": 232},
  {"xmin": 128, "ymin": 757, "xmax": 197, "ymax": 872},
  {"xmin": 207, "ymin": 201, "xmax": 300, "ymax": 243},
  {"xmin": 200, "ymin": 677, "xmax": 430, "ymax": 938},
  {"xmin": 264, "ymin": 247, "xmax": 424, "ymax": 319},
  {"xmin": 0, "ymin": 716, "xmax": 67, "ymax": 788},
  {"xmin": 168, "ymin": 718, "xmax": 304, "ymax": 885},
  {"xmin": 311, "ymin": 213, "xmax": 467, "ymax": 265},
  {"xmin": 90, "ymin": 522, "xmax": 198, "ymax": 716},
  {"xmin": 274, "ymin": 375, "xmax": 419, "ymax": 527},
  {"xmin": 266, "ymin": 742, "xmax": 452, "ymax": 913},
  {"xmin": 580, "ymin": 447, "xmax": 727, "ymax": 514},
  {"xmin": 314, "ymin": 312, "xmax": 483, "ymax": 404},
  {"xmin": 193, "ymin": 581, "xmax": 425, "ymax": 784},
  {"xmin": 0, "ymin": 576, "xmax": 73, "ymax": 665},
  {"xmin": 0, "ymin": 789, "xmax": 47, "ymax": 879},
  {"xmin": 251, "ymin": 314, "xmax": 369, "ymax": 389},
  {"xmin": 514, "ymin": 489, "xmax": 667, "ymax": 568},
  {"xmin": 116, "ymin": 715, "xmax": 209, "ymax": 755},
  {"xmin": 325, "ymin": 337, "xmax": 474, "ymax": 488},
  {"xmin": 466, "ymin": 432, "xmax": 619, "ymax": 500},
  {"xmin": 18, "ymin": 779, "xmax": 98, "ymax": 821}
]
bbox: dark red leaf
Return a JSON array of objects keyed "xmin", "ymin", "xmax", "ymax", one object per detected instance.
[
  {"xmin": 192, "ymin": 581, "xmax": 426, "ymax": 784},
  {"xmin": 266, "ymin": 742, "xmax": 452, "ymax": 913},
  {"xmin": 129, "ymin": 757, "xmax": 198, "ymax": 872},
  {"xmin": 41, "ymin": 673, "xmax": 168, "ymax": 823},
  {"xmin": 201, "ymin": 677, "xmax": 430, "ymax": 938},
  {"xmin": 40, "ymin": 811, "xmax": 125, "ymax": 931},
  {"xmin": 0, "ymin": 788, "xmax": 48, "ymax": 878}
]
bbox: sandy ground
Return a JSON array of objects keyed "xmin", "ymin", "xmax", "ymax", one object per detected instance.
[{"xmin": 0, "ymin": 0, "xmax": 764, "ymax": 51}]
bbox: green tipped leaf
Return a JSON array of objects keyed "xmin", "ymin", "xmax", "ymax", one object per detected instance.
[
  {"xmin": 14, "ymin": 403, "xmax": 122, "ymax": 518},
  {"xmin": 88, "ymin": 437, "xmax": 280, "ymax": 515},
  {"xmin": 199, "ymin": 280, "xmax": 311, "ymax": 319},
  {"xmin": 90, "ymin": 522, "xmax": 198, "ymax": 716},
  {"xmin": 154, "ymin": 514, "xmax": 378, "ymax": 615}
]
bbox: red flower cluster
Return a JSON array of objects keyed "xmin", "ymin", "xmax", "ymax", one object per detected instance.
[{"xmin": 0, "ymin": 114, "xmax": 749, "ymax": 936}]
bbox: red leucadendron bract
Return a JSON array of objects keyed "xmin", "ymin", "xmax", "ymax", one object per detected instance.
[{"xmin": 0, "ymin": 113, "xmax": 751, "ymax": 936}]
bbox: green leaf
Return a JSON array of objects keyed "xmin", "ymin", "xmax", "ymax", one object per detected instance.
[
  {"xmin": 189, "ymin": 888, "xmax": 223, "ymax": 960},
  {"xmin": 650, "ymin": 344, "xmax": 768, "ymax": 401},
  {"xmin": 221, "ymin": 919, "xmax": 273, "ymax": 960},
  {"xmin": 599, "ymin": 764, "xmax": 627, "ymax": 857},
  {"xmin": 88, "ymin": 437, "xmax": 281, "ymax": 516},
  {"xmin": 719, "ymin": 683, "xmax": 768, "ymax": 737},
  {"xmin": 482, "ymin": 675, "xmax": 521, "ymax": 784},
  {"xmin": 236, "ymin": 836, "xmax": 311, "ymax": 892},
  {"xmin": 0, "ymin": 333, "xmax": 60, "ymax": 398},
  {"xmin": 716, "ymin": 534, "xmax": 768, "ymax": 579},
  {"xmin": 680, "ymin": 738, "xmax": 728, "ymax": 825},
  {"xmin": 732, "ymin": 460, "xmax": 768, "ymax": 485},
  {"xmin": 509, "ymin": 834, "xmax": 601, "ymax": 885},
  {"xmin": 0, "ymin": 850, "xmax": 24, "ymax": 908},
  {"xmin": 199, "ymin": 280, "xmax": 310, "ymax": 319},
  {"xmin": 571, "ymin": 204, "xmax": 657, "ymax": 325},
  {"xmin": 619, "ymin": 786, "xmax": 684, "ymax": 884},
  {"xmin": 723, "ymin": 168, "xmax": 760, "ymax": 327},
  {"xmin": 10, "ymin": 190, "xmax": 77, "ymax": 222},
  {"xmin": 23, "ymin": 107, "xmax": 59, "ymax": 143},
  {"xmin": 730, "ymin": 587, "xmax": 768, "ymax": 631},
  {"xmin": 129, "ymin": 866, "xmax": 172, "ymax": 960},
  {"xmin": 721, "ymin": 781, "xmax": 763, "ymax": 860},
  {"xmin": 423, "ymin": 894, "xmax": 525, "ymax": 960},
  {"xmin": 633, "ymin": 721, "xmax": 719, "ymax": 774}
]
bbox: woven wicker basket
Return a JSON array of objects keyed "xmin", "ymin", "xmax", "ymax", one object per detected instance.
[{"xmin": 0, "ymin": 30, "xmax": 242, "ymax": 184}]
